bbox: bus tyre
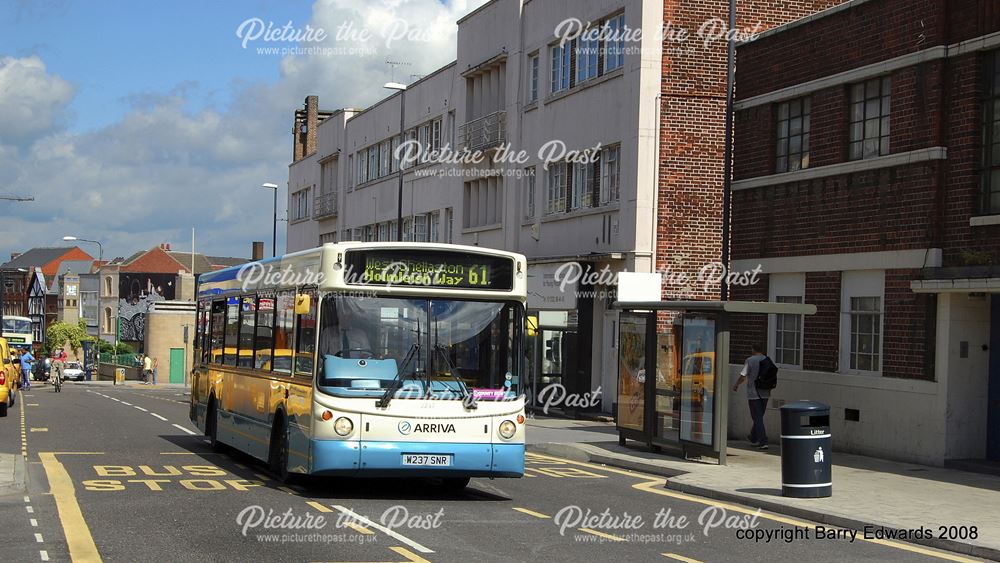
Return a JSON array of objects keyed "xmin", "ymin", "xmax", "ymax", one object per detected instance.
[
  {"xmin": 0, "ymin": 402, "xmax": 7, "ymax": 418},
  {"xmin": 440, "ymin": 477, "xmax": 470, "ymax": 492},
  {"xmin": 268, "ymin": 416, "xmax": 292, "ymax": 483}
]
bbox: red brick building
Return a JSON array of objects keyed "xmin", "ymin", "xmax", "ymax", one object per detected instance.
[
  {"xmin": 729, "ymin": 0, "xmax": 1000, "ymax": 465},
  {"xmin": 657, "ymin": 0, "xmax": 842, "ymax": 300}
]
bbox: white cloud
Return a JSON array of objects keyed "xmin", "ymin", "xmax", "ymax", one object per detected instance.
[
  {"xmin": 0, "ymin": 0, "xmax": 486, "ymax": 262},
  {"xmin": 0, "ymin": 55, "xmax": 74, "ymax": 145}
]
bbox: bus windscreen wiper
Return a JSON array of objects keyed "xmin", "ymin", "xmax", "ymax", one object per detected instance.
[
  {"xmin": 434, "ymin": 345, "xmax": 477, "ymax": 410},
  {"xmin": 376, "ymin": 343, "xmax": 419, "ymax": 409}
]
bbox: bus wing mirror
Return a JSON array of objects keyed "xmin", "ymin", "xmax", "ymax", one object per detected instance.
[{"xmin": 295, "ymin": 294, "xmax": 312, "ymax": 315}]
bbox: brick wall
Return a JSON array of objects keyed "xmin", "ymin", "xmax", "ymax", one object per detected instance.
[{"xmin": 658, "ymin": 0, "xmax": 843, "ymax": 301}]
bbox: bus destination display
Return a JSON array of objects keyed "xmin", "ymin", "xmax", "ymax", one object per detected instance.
[{"xmin": 345, "ymin": 249, "xmax": 514, "ymax": 290}]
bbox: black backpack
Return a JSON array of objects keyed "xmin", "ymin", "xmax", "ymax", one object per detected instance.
[{"xmin": 756, "ymin": 356, "xmax": 778, "ymax": 390}]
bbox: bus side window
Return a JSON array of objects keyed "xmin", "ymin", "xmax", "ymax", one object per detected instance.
[
  {"xmin": 294, "ymin": 288, "xmax": 318, "ymax": 377},
  {"xmin": 255, "ymin": 294, "xmax": 276, "ymax": 370},
  {"xmin": 210, "ymin": 300, "xmax": 226, "ymax": 364},
  {"xmin": 272, "ymin": 291, "xmax": 295, "ymax": 374}
]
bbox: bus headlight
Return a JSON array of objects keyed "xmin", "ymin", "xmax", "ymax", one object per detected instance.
[
  {"xmin": 334, "ymin": 417, "xmax": 354, "ymax": 436},
  {"xmin": 498, "ymin": 420, "xmax": 517, "ymax": 439}
]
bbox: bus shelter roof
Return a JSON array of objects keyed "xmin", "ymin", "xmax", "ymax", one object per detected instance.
[{"xmin": 612, "ymin": 300, "xmax": 817, "ymax": 316}]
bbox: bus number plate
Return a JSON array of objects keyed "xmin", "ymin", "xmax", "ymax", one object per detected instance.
[{"xmin": 402, "ymin": 454, "xmax": 452, "ymax": 467}]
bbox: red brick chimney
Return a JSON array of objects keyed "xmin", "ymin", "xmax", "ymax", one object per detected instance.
[{"xmin": 293, "ymin": 95, "xmax": 319, "ymax": 162}]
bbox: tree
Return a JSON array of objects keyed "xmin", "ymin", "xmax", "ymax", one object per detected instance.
[{"xmin": 45, "ymin": 321, "xmax": 93, "ymax": 356}]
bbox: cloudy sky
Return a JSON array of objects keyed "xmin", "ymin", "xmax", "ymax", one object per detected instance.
[{"xmin": 0, "ymin": 0, "xmax": 487, "ymax": 262}]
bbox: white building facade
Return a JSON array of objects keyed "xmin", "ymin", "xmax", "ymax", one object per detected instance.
[{"xmin": 287, "ymin": 0, "xmax": 664, "ymax": 414}]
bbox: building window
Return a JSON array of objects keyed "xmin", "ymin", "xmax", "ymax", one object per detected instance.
[
  {"xmin": 603, "ymin": 13, "xmax": 625, "ymax": 73},
  {"xmin": 103, "ymin": 307, "xmax": 113, "ymax": 333},
  {"xmin": 849, "ymin": 77, "xmax": 891, "ymax": 160},
  {"xmin": 840, "ymin": 270, "xmax": 884, "ymax": 375},
  {"xmin": 776, "ymin": 97, "xmax": 811, "ymax": 173},
  {"xmin": 528, "ymin": 53, "xmax": 539, "ymax": 102},
  {"xmin": 463, "ymin": 178, "xmax": 501, "ymax": 229},
  {"xmin": 546, "ymin": 162, "xmax": 568, "ymax": 214},
  {"xmin": 291, "ymin": 188, "xmax": 310, "ymax": 221},
  {"xmin": 431, "ymin": 119, "xmax": 442, "ymax": 150},
  {"xmin": 576, "ymin": 35, "xmax": 599, "ymax": 82},
  {"xmin": 429, "ymin": 211, "xmax": 440, "ymax": 242},
  {"xmin": 414, "ymin": 214, "xmax": 428, "ymax": 242},
  {"xmin": 849, "ymin": 297, "xmax": 882, "ymax": 372},
  {"xmin": 600, "ymin": 144, "xmax": 621, "ymax": 204},
  {"xmin": 445, "ymin": 208, "xmax": 454, "ymax": 243},
  {"xmin": 390, "ymin": 136, "xmax": 400, "ymax": 173},
  {"xmin": 377, "ymin": 222, "xmax": 389, "ymax": 242},
  {"xmin": 319, "ymin": 232, "xmax": 337, "ymax": 245},
  {"xmin": 983, "ymin": 50, "xmax": 1000, "ymax": 214},
  {"xmin": 570, "ymin": 162, "xmax": 594, "ymax": 210},
  {"xmin": 379, "ymin": 140, "xmax": 390, "ymax": 177},
  {"xmin": 550, "ymin": 44, "xmax": 570, "ymax": 93},
  {"xmin": 104, "ymin": 276, "xmax": 112, "ymax": 296},
  {"xmin": 774, "ymin": 296, "xmax": 803, "ymax": 367},
  {"xmin": 524, "ymin": 168, "xmax": 536, "ymax": 219},
  {"xmin": 402, "ymin": 218, "xmax": 413, "ymax": 241}
]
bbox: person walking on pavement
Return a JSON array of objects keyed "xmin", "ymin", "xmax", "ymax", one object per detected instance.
[
  {"xmin": 19, "ymin": 348, "xmax": 35, "ymax": 391},
  {"xmin": 142, "ymin": 354, "xmax": 153, "ymax": 385},
  {"xmin": 732, "ymin": 343, "xmax": 771, "ymax": 450}
]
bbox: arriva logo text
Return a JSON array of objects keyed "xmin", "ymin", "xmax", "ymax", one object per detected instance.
[{"xmin": 398, "ymin": 422, "xmax": 456, "ymax": 434}]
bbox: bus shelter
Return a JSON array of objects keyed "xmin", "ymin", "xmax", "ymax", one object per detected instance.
[{"xmin": 613, "ymin": 300, "xmax": 816, "ymax": 464}]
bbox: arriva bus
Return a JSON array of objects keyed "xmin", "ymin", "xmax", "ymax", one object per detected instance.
[
  {"xmin": 190, "ymin": 242, "xmax": 527, "ymax": 489},
  {"xmin": 2, "ymin": 316, "xmax": 34, "ymax": 348}
]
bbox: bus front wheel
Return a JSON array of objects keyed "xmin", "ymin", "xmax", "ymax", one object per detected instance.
[{"xmin": 268, "ymin": 416, "xmax": 291, "ymax": 483}]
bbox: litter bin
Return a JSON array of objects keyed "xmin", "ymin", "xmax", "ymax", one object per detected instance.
[{"xmin": 779, "ymin": 401, "xmax": 831, "ymax": 498}]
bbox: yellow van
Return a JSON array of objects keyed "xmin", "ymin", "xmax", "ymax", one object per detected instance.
[{"xmin": 0, "ymin": 337, "xmax": 18, "ymax": 417}]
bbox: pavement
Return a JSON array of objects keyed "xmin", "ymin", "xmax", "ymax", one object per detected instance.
[{"xmin": 526, "ymin": 415, "xmax": 1000, "ymax": 562}]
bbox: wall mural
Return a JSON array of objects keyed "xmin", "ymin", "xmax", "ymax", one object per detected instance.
[{"xmin": 118, "ymin": 274, "xmax": 176, "ymax": 341}]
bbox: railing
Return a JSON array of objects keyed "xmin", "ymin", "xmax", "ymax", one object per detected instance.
[
  {"xmin": 459, "ymin": 111, "xmax": 507, "ymax": 152},
  {"xmin": 313, "ymin": 191, "xmax": 338, "ymax": 219},
  {"xmin": 99, "ymin": 353, "xmax": 142, "ymax": 366}
]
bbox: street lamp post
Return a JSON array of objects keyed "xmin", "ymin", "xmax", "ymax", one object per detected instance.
[
  {"xmin": 384, "ymin": 82, "xmax": 407, "ymax": 241},
  {"xmin": 262, "ymin": 183, "xmax": 279, "ymax": 257}
]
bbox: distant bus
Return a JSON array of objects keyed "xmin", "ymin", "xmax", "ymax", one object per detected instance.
[
  {"xmin": 2, "ymin": 316, "xmax": 33, "ymax": 348},
  {"xmin": 190, "ymin": 242, "xmax": 528, "ymax": 488}
]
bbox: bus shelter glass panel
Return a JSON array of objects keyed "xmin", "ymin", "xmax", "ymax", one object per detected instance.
[
  {"xmin": 679, "ymin": 316, "xmax": 716, "ymax": 447},
  {"xmin": 617, "ymin": 313, "xmax": 647, "ymax": 432},
  {"xmin": 654, "ymin": 323, "xmax": 680, "ymax": 442}
]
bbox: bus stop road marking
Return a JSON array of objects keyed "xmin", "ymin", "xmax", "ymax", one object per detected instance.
[
  {"xmin": 662, "ymin": 553, "xmax": 703, "ymax": 563},
  {"xmin": 330, "ymin": 505, "xmax": 434, "ymax": 554},
  {"xmin": 30, "ymin": 428, "xmax": 48, "ymax": 432},
  {"xmin": 39, "ymin": 452, "xmax": 103, "ymax": 563},
  {"xmin": 306, "ymin": 501, "xmax": 332, "ymax": 512},
  {"xmin": 579, "ymin": 528, "xmax": 626, "ymax": 542},
  {"xmin": 512, "ymin": 507, "xmax": 551, "ymax": 519}
]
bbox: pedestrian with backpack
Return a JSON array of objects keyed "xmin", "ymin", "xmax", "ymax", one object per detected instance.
[{"xmin": 732, "ymin": 343, "xmax": 778, "ymax": 450}]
